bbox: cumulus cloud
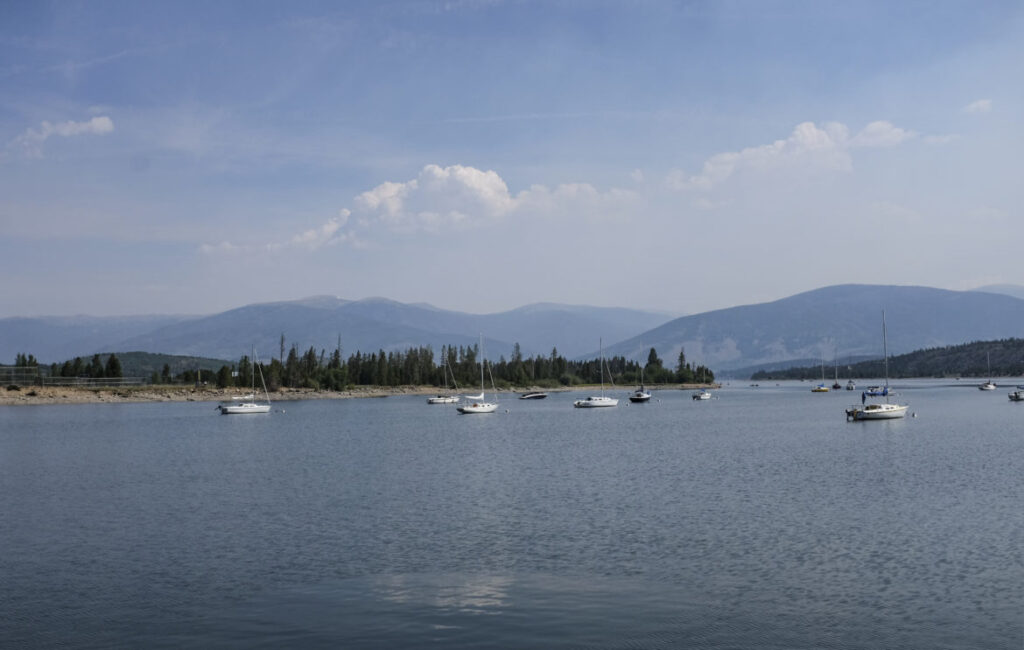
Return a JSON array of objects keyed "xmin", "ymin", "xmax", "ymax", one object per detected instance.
[
  {"xmin": 12, "ymin": 116, "xmax": 114, "ymax": 156},
  {"xmin": 963, "ymin": 99, "xmax": 992, "ymax": 114},
  {"xmin": 666, "ymin": 120, "xmax": 914, "ymax": 192},
  {"xmin": 848, "ymin": 121, "xmax": 914, "ymax": 148},
  {"xmin": 202, "ymin": 164, "xmax": 639, "ymax": 253},
  {"xmin": 354, "ymin": 164, "xmax": 514, "ymax": 232}
]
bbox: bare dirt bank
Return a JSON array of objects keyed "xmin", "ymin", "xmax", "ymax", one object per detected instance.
[{"xmin": 0, "ymin": 383, "xmax": 719, "ymax": 407}]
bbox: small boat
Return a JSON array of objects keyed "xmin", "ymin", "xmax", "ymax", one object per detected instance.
[
  {"xmin": 427, "ymin": 356, "xmax": 460, "ymax": 404},
  {"xmin": 219, "ymin": 347, "xmax": 271, "ymax": 415},
  {"xmin": 831, "ymin": 359, "xmax": 841, "ymax": 390},
  {"xmin": 457, "ymin": 335, "xmax": 497, "ymax": 414},
  {"xmin": 1008, "ymin": 390, "xmax": 1024, "ymax": 402},
  {"xmin": 519, "ymin": 392, "xmax": 548, "ymax": 400},
  {"xmin": 979, "ymin": 352, "xmax": 996, "ymax": 390},
  {"xmin": 574, "ymin": 338, "xmax": 619, "ymax": 408},
  {"xmin": 864, "ymin": 385, "xmax": 888, "ymax": 397},
  {"xmin": 628, "ymin": 366, "xmax": 651, "ymax": 403},
  {"xmin": 846, "ymin": 402, "xmax": 909, "ymax": 420},
  {"xmin": 812, "ymin": 359, "xmax": 829, "ymax": 392},
  {"xmin": 845, "ymin": 379, "xmax": 856, "ymax": 391},
  {"xmin": 846, "ymin": 311, "xmax": 908, "ymax": 421},
  {"xmin": 692, "ymin": 389, "xmax": 711, "ymax": 401}
]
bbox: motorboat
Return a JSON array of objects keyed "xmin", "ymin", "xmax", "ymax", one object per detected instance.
[
  {"xmin": 845, "ymin": 379, "xmax": 856, "ymax": 391},
  {"xmin": 1009, "ymin": 390, "xmax": 1024, "ymax": 402},
  {"xmin": 978, "ymin": 380, "xmax": 997, "ymax": 391},
  {"xmin": 519, "ymin": 392, "xmax": 548, "ymax": 400},
  {"xmin": 692, "ymin": 389, "xmax": 711, "ymax": 401},
  {"xmin": 574, "ymin": 338, "xmax": 618, "ymax": 408},
  {"xmin": 864, "ymin": 385, "xmax": 888, "ymax": 397}
]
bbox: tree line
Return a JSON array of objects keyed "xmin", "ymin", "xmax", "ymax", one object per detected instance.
[
  {"xmin": 194, "ymin": 343, "xmax": 712, "ymax": 390},
  {"xmin": 750, "ymin": 338, "xmax": 1024, "ymax": 380},
  {"xmin": 13, "ymin": 352, "xmax": 123, "ymax": 378},
  {"xmin": 11, "ymin": 344, "xmax": 715, "ymax": 390}
]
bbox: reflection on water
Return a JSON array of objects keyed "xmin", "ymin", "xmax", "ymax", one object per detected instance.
[{"xmin": 373, "ymin": 573, "xmax": 513, "ymax": 615}]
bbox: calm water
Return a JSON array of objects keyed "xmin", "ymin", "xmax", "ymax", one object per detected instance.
[{"xmin": 1, "ymin": 382, "xmax": 1021, "ymax": 649}]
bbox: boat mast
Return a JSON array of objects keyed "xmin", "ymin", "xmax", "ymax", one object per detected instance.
[
  {"xmin": 882, "ymin": 310, "xmax": 890, "ymax": 390},
  {"xmin": 600, "ymin": 337, "xmax": 605, "ymax": 397}
]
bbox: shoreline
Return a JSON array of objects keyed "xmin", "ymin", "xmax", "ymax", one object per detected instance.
[{"xmin": 0, "ymin": 383, "xmax": 721, "ymax": 407}]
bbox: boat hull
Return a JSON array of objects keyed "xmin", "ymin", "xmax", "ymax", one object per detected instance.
[
  {"xmin": 219, "ymin": 403, "xmax": 271, "ymax": 414},
  {"xmin": 519, "ymin": 393, "xmax": 548, "ymax": 400},
  {"xmin": 427, "ymin": 396, "xmax": 459, "ymax": 404},
  {"xmin": 846, "ymin": 404, "xmax": 908, "ymax": 420},
  {"xmin": 574, "ymin": 397, "xmax": 618, "ymax": 408},
  {"xmin": 628, "ymin": 393, "xmax": 651, "ymax": 403},
  {"xmin": 457, "ymin": 402, "xmax": 497, "ymax": 414}
]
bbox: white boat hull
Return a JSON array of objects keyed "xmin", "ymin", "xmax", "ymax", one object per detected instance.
[
  {"xmin": 457, "ymin": 402, "xmax": 498, "ymax": 414},
  {"xmin": 427, "ymin": 395, "xmax": 459, "ymax": 404},
  {"xmin": 574, "ymin": 396, "xmax": 618, "ymax": 408},
  {"xmin": 692, "ymin": 391, "xmax": 711, "ymax": 400},
  {"xmin": 846, "ymin": 403, "xmax": 908, "ymax": 420},
  {"xmin": 979, "ymin": 382, "xmax": 997, "ymax": 391},
  {"xmin": 219, "ymin": 402, "xmax": 271, "ymax": 414}
]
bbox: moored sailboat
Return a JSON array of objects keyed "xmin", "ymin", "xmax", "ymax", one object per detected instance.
[
  {"xmin": 574, "ymin": 338, "xmax": 618, "ymax": 408},
  {"xmin": 219, "ymin": 347, "xmax": 271, "ymax": 414},
  {"xmin": 457, "ymin": 335, "xmax": 498, "ymax": 414},
  {"xmin": 846, "ymin": 312, "xmax": 908, "ymax": 421}
]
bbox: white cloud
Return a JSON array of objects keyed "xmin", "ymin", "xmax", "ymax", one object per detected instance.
[
  {"xmin": 202, "ymin": 164, "xmax": 640, "ymax": 253},
  {"xmin": 666, "ymin": 120, "xmax": 914, "ymax": 192},
  {"xmin": 354, "ymin": 164, "xmax": 514, "ymax": 232},
  {"xmin": 11, "ymin": 116, "xmax": 114, "ymax": 156},
  {"xmin": 848, "ymin": 121, "xmax": 915, "ymax": 148},
  {"xmin": 963, "ymin": 99, "xmax": 992, "ymax": 114}
]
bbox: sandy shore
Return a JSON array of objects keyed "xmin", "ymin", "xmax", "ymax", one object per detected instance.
[{"xmin": 0, "ymin": 383, "xmax": 719, "ymax": 406}]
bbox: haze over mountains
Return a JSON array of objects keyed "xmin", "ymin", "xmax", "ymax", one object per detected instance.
[{"xmin": 3, "ymin": 285, "xmax": 1024, "ymax": 374}]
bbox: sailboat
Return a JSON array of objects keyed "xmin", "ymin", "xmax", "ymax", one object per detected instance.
[
  {"xmin": 811, "ymin": 358, "xmax": 830, "ymax": 392},
  {"xmin": 831, "ymin": 359, "xmax": 842, "ymax": 390},
  {"xmin": 456, "ymin": 335, "xmax": 498, "ymax": 414},
  {"xmin": 629, "ymin": 364, "xmax": 652, "ymax": 403},
  {"xmin": 427, "ymin": 354, "xmax": 460, "ymax": 404},
  {"xmin": 574, "ymin": 338, "xmax": 619, "ymax": 408},
  {"xmin": 692, "ymin": 364, "xmax": 711, "ymax": 400},
  {"xmin": 219, "ymin": 348, "xmax": 271, "ymax": 414},
  {"xmin": 846, "ymin": 312, "xmax": 908, "ymax": 421},
  {"xmin": 978, "ymin": 351, "xmax": 996, "ymax": 390}
]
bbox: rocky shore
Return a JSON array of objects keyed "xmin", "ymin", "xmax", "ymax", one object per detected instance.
[{"xmin": 0, "ymin": 383, "xmax": 720, "ymax": 407}]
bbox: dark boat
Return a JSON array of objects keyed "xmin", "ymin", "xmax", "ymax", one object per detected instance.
[{"xmin": 519, "ymin": 392, "xmax": 548, "ymax": 400}]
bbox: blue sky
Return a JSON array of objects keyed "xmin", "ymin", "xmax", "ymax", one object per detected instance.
[{"xmin": 2, "ymin": 0, "xmax": 1021, "ymax": 317}]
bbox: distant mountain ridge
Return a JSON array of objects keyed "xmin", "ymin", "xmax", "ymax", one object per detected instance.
[
  {"xmin": 600, "ymin": 284, "xmax": 1024, "ymax": 374},
  {"xmin": 6, "ymin": 285, "xmax": 1024, "ymax": 370},
  {"xmin": 0, "ymin": 298, "xmax": 672, "ymax": 364}
]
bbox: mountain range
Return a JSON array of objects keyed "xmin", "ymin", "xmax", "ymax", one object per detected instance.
[
  {"xmin": 0, "ymin": 297, "xmax": 673, "ymax": 365},
  {"xmin": 4, "ymin": 285, "xmax": 1024, "ymax": 374}
]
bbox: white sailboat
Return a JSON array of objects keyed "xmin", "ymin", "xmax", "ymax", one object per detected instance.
[
  {"xmin": 457, "ymin": 335, "xmax": 498, "ymax": 414},
  {"xmin": 427, "ymin": 353, "xmax": 460, "ymax": 404},
  {"xmin": 219, "ymin": 348, "xmax": 271, "ymax": 414},
  {"xmin": 846, "ymin": 312, "xmax": 908, "ymax": 421},
  {"xmin": 978, "ymin": 351, "xmax": 996, "ymax": 390},
  {"xmin": 574, "ymin": 338, "xmax": 619, "ymax": 408}
]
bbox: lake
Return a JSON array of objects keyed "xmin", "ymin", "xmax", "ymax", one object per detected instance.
[{"xmin": 1, "ymin": 381, "xmax": 1021, "ymax": 649}]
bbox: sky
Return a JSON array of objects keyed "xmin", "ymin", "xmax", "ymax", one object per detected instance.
[{"xmin": 1, "ymin": 0, "xmax": 1022, "ymax": 318}]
